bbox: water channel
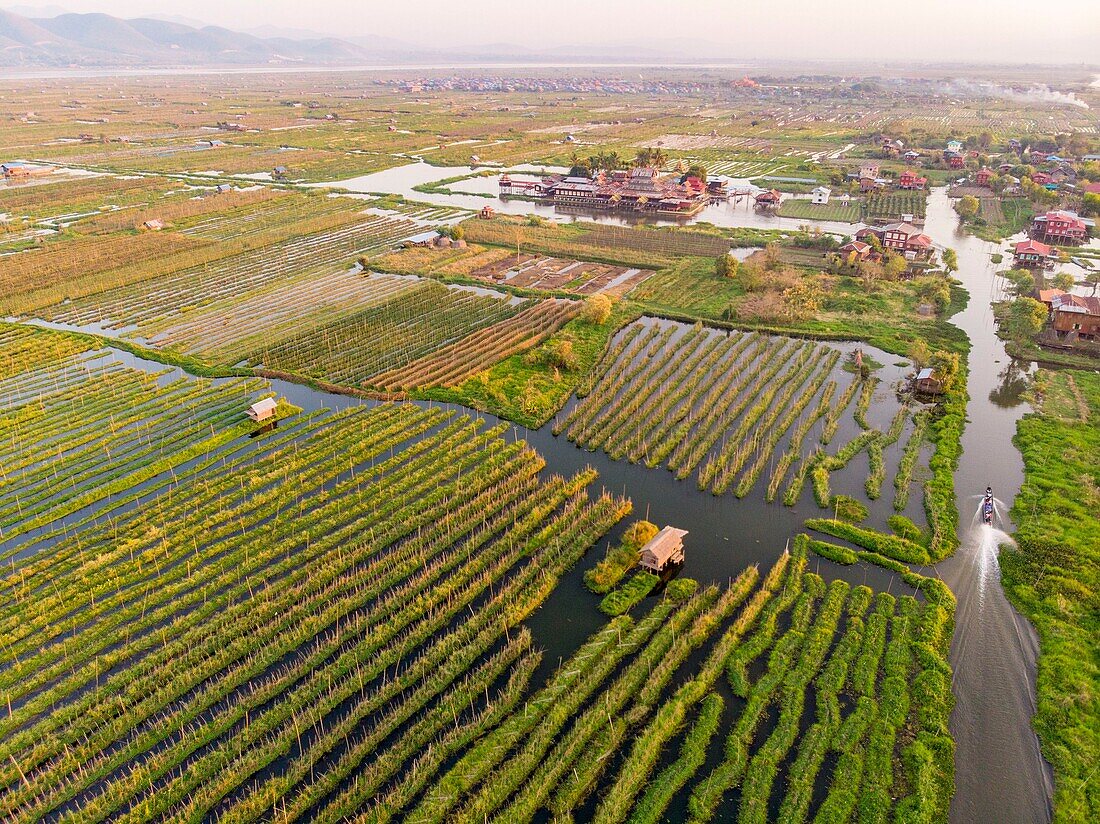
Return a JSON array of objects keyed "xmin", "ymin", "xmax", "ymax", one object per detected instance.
[
  {"xmin": 19, "ymin": 163, "xmax": 1060, "ymax": 819},
  {"xmin": 316, "ymin": 166, "xmax": 1058, "ymax": 821}
]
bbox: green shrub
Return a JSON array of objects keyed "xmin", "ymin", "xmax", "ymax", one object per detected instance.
[
  {"xmin": 599, "ymin": 572, "xmax": 660, "ymax": 616},
  {"xmin": 664, "ymin": 577, "xmax": 698, "ymax": 603}
]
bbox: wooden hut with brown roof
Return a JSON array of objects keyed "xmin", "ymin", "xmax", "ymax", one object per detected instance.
[{"xmin": 638, "ymin": 526, "xmax": 688, "ymax": 573}]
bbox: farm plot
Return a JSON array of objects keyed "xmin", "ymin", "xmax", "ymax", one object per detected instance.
[
  {"xmin": 177, "ymin": 191, "xmax": 353, "ymax": 240},
  {"xmin": 254, "ymin": 281, "xmax": 531, "ymax": 387},
  {"xmin": 0, "ymin": 387, "xmax": 629, "ymax": 822},
  {"xmin": 403, "ymin": 538, "xmax": 954, "ymax": 824},
  {"xmin": 556, "ymin": 319, "xmax": 863, "ymax": 500},
  {"xmin": 778, "ymin": 198, "xmax": 862, "ymax": 223},
  {"xmin": 865, "ymin": 190, "xmax": 928, "ymax": 221},
  {"xmin": 0, "ymin": 231, "xmax": 206, "ymax": 300},
  {"xmin": 41, "ymin": 214, "xmax": 422, "ymax": 332},
  {"xmin": 0, "ymin": 325, "xmax": 269, "ymax": 548},
  {"xmin": 470, "ymin": 253, "xmax": 654, "ymax": 296},
  {"xmin": 369, "ymin": 298, "xmax": 581, "ymax": 390},
  {"xmin": 150, "ymin": 270, "xmax": 423, "ymax": 363}
]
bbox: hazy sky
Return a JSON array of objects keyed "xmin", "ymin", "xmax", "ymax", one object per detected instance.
[{"xmin": 10, "ymin": 1, "xmax": 1100, "ymax": 63}]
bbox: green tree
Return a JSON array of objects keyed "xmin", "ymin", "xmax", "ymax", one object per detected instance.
[
  {"xmin": 686, "ymin": 163, "xmax": 708, "ymax": 181},
  {"xmin": 908, "ymin": 339, "xmax": 932, "ymax": 370},
  {"xmin": 545, "ymin": 338, "xmax": 579, "ymax": 371},
  {"xmin": 716, "ymin": 254, "xmax": 739, "ymax": 279},
  {"xmin": 762, "ymin": 242, "xmax": 782, "ymax": 271},
  {"xmin": 912, "ymin": 276, "xmax": 951, "ymax": 312},
  {"xmin": 1003, "ymin": 268, "xmax": 1037, "ymax": 298},
  {"xmin": 1004, "ymin": 297, "xmax": 1048, "ymax": 343},
  {"xmin": 883, "ymin": 252, "xmax": 907, "ymax": 281},
  {"xmin": 581, "ymin": 293, "xmax": 613, "ymax": 324},
  {"xmin": 929, "ymin": 350, "xmax": 960, "ymax": 392},
  {"xmin": 449, "ymin": 224, "xmax": 465, "ymax": 241},
  {"xmin": 942, "ymin": 248, "xmax": 958, "ymax": 274},
  {"xmin": 1051, "ymin": 272, "xmax": 1076, "ymax": 292},
  {"xmin": 956, "ymin": 195, "xmax": 980, "ymax": 219},
  {"xmin": 1086, "ymin": 270, "xmax": 1100, "ymax": 296}
]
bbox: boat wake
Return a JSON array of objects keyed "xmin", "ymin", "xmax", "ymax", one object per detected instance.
[{"xmin": 967, "ymin": 495, "xmax": 1015, "ymax": 608}]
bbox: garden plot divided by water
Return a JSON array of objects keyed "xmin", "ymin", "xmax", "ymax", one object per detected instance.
[
  {"xmin": 149, "ymin": 270, "xmax": 424, "ymax": 364},
  {"xmin": 0, "ymin": 325, "xmax": 270, "ymax": 553},
  {"xmin": 254, "ymin": 280, "xmax": 559, "ymax": 389},
  {"xmin": 38, "ymin": 214, "xmax": 423, "ymax": 333},
  {"xmin": 0, "ymin": 376, "xmax": 629, "ymax": 822},
  {"xmin": 555, "ymin": 318, "xmax": 927, "ymax": 529}
]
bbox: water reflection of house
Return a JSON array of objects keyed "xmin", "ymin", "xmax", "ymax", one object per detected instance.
[{"xmin": 638, "ymin": 526, "xmax": 688, "ymax": 573}]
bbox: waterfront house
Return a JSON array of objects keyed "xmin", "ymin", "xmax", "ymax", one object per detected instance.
[
  {"xmin": 1013, "ymin": 238, "xmax": 1055, "ymax": 268},
  {"xmin": 1030, "ymin": 210, "xmax": 1092, "ymax": 245},
  {"xmin": 638, "ymin": 526, "xmax": 688, "ymax": 573},
  {"xmin": 1051, "ymin": 294, "xmax": 1100, "ymax": 340},
  {"xmin": 881, "ymin": 222, "xmax": 932, "ymax": 255},
  {"xmin": 912, "ymin": 367, "xmax": 944, "ymax": 396},
  {"xmin": 754, "ymin": 189, "xmax": 781, "ymax": 209},
  {"xmin": 247, "ymin": 398, "xmax": 278, "ymax": 423}
]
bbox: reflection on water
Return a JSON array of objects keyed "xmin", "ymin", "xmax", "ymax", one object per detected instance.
[{"xmin": 988, "ymin": 360, "xmax": 1034, "ymax": 409}]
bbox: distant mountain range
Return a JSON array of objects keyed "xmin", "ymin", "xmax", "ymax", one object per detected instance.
[
  {"xmin": 0, "ymin": 9, "xmax": 403, "ymax": 68},
  {"xmin": 0, "ymin": 8, "xmax": 745, "ymax": 69}
]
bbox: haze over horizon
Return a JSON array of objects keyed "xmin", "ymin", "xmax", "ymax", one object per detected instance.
[{"xmin": 6, "ymin": 0, "xmax": 1099, "ymax": 65}]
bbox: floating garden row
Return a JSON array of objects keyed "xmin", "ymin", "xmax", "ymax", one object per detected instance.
[
  {"xmin": 558, "ymin": 319, "xmax": 872, "ymax": 501},
  {"xmin": 43, "ymin": 214, "xmax": 422, "ymax": 332},
  {"xmin": 255, "ymin": 282, "xmax": 529, "ymax": 387},
  {"xmin": 0, "ymin": 385, "xmax": 631, "ymax": 821}
]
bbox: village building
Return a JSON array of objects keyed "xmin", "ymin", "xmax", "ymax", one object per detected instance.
[
  {"xmin": 880, "ymin": 222, "xmax": 933, "ymax": 256},
  {"xmin": 1037, "ymin": 288, "xmax": 1066, "ymax": 310},
  {"xmin": 246, "ymin": 398, "xmax": 278, "ymax": 423},
  {"xmin": 1012, "ymin": 238, "xmax": 1055, "ymax": 268},
  {"xmin": 912, "ymin": 367, "xmax": 944, "ymax": 396},
  {"xmin": 1050, "ymin": 294, "xmax": 1100, "ymax": 340},
  {"xmin": 498, "ymin": 166, "xmax": 708, "ymax": 216},
  {"xmin": 478, "ymin": 205, "xmax": 495, "ymax": 219},
  {"xmin": 1030, "ymin": 210, "xmax": 1092, "ymax": 245},
  {"xmin": 811, "ymin": 186, "xmax": 831, "ymax": 204},
  {"xmin": 638, "ymin": 526, "xmax": 688, "ymax": 573},
  {"xmin": 754, "ymin": 188, "xmax": 781, "ymax": 209},
  {"xmin": 946, "ymin": 140, "xmax": 963, "ymax": 155},
  {"xmin": 945, "ymin": 152, "xmax": 965, "ymax": 169},
  {"xmin": 403, "ymin": 230, "xmax": 441, "ymax": 248},
  {"xmin": 141, "ymin": 219, "xmax": 165, "ymax": 231},
  {"xmin": 858, "ymin": 162, "xmax": 880, "ymax": 180},
  {"xmin": 976, "ymin": 167, "xmax": 994, "ymax": 187},
  {"xmin": 272, "ymin": 165, "xmax": 288, "ymax": 179},
  {"xmin": 903, "ymin": 150, "xmax": 921, "ymax": 163},
  {"xmin": 838, "ymin": 240, "xmax": 876, "ymax": 262},
  {"xmin": 897, "ymin": 169, "xmax": 927, "ymax": 190},
  {"xmin": 2, "ymin": 162, "xmax": 50, "ymax": 179}
]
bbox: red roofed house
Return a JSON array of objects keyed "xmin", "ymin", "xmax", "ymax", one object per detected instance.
[
  {"xmin": 754, "ymin": 188, "xmax": 781, "ymax": 208},
  {"xmin": 1037, "ymin": 289, "xmax": 1066, "ymax": 309},
  {"xmin": 947, "ymin": 153, "xmax": 965, "ymax": 169},
  {"xmin": 1030, "ymin": 210, "xmax": 1091, "ymax": 245},
  {"xmin": 882, "ymin": 222, "xmax": 921, "ymax": 251},
  {"xmin": 976, "ymin": 167, "xmax": 994, "ymax": 187},
  {"xmin": 1031, "ymin": 171, "xmax": 1052, "ymax": 185},
  {"xmin": 898, "ymin": 169, "xmax": 927, "ymax": 190},
  {"xmin": 1013, "ymin": 238, "xmax": 1055, "ymax": 268},
  {"xmin": 838, "ymin": 240, "xmax": 875, "ymax": 262}
]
